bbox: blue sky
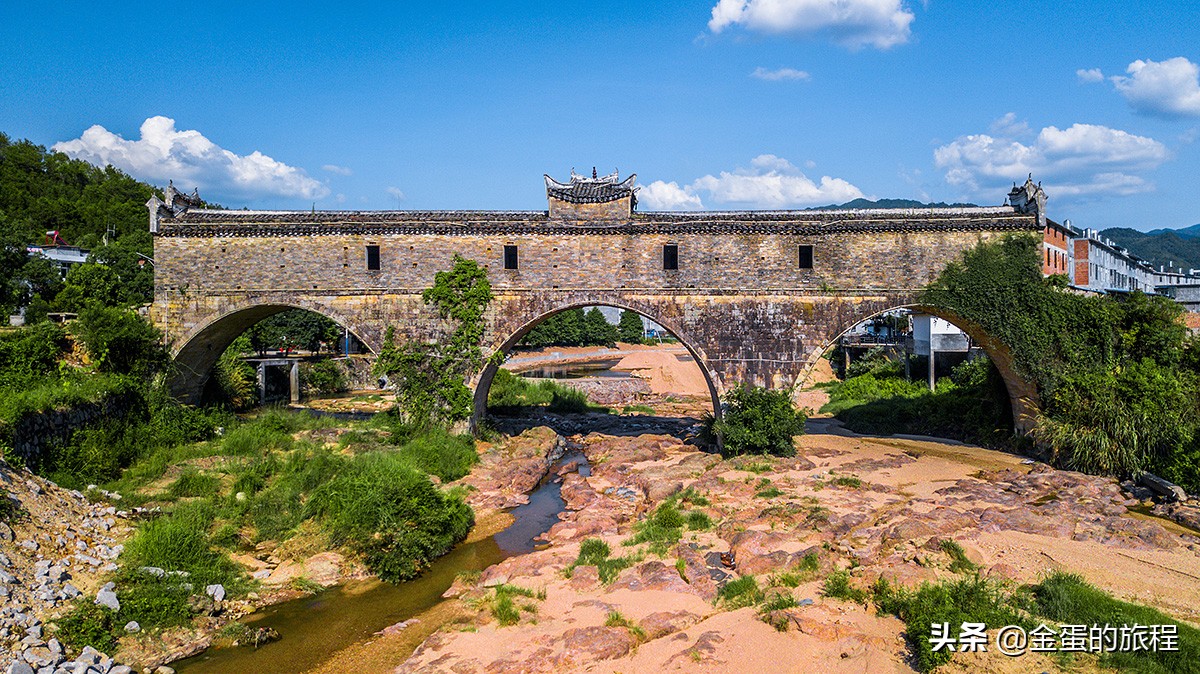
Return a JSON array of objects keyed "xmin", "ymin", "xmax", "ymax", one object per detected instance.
[{"xmin": 2, "ymin": 1, "xmax": 1199, "ymax": 231}]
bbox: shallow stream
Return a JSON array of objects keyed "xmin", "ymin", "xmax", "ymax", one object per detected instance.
[{"xmin": 174, "ymin": 448, "xmax": 589, "ymax": 674}]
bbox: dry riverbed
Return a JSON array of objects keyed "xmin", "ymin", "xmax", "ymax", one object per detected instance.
[{"xmin": 326, "ymin": 414, "xmax": 1200, "ymax": 674}]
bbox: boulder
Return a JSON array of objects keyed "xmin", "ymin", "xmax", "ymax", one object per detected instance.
[
  {"xmin": 1139, "ymin": 473, "xmax": 1187, "ymax": 503},
  {"xmin": 95, "ymin": 588, "xmax": 119, "ymax": 612},
  {"xmin": 560, "ymin": 626, "xmax": 636, "ymax": 662}
]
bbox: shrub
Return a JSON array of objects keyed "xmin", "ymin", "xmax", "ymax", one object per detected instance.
[
  {"xmin": 311, "ymin": 452, "xmax": 474, "ymax": 581},
  {"xmin": 301, "ymin": 359, "xmax": 348, "ymax": 396},
  {"xmin": 56, "ymin": 601, "xmax": 118, "ymax": 652},
  {"xmin": 708, "ymin": 385, "xmax": 806, "ymax": 458},
  {"xmin": 73, "ymin": 304, "xmax": 167, "ymax": 378}
]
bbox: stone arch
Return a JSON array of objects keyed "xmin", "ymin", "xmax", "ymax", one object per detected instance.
[
  {"xmin": 167, "ymin": 297, "xmax": 373, "ymax": 404},
  {"xmin": 471, "ymin": 298, "xmax": 723, "ymax": 428},
  {"xmin": 797, "ymin": 303, "xmax": 1039, "ymax": 434}
]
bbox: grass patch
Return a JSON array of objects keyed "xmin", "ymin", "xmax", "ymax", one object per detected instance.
[
  {"xmin": 874, "ymin": 575, "xmax": 1028, "ymax": 673},
  {"xmin": 570, "ymin": 538, "xmax": 636, "ymax": 584},
  {"xmin": 755, "ymin": 486, "xmax": 784, "ymax": 498},
  {"xmin": 821, "ymin": 570, "xmax": 868, "ymax": 604},
  {"xmin": 830, "ymin": 475, "xmax": 862, "ymax": 489},
  {"xmin": 167, "ymin": 468, "xmax": 221, "ymax": 499},
  {"xmin": 735, "ymin": 459, "xmax": 773, "ymax": 474},
  {"xmin": 605, "ymin": 610, "xmax": 647, "ymax": 640},
  {"xmin": 622, "ymin": 404, "xmax": 656, "ymax": 415},
  {"xmin": 684, "ymin": 510, "xmax": 712, "ymax": 530},
  {"xmin": 677, "ymin": 486, "xmax": 710, "ymax": 507},
  {"xmin": 484, "ymin": 584, "xmax": 546, "ymax": 626},
  {"xmin": 772, "ymin": 553, "xmax": 820, "ymax": 587},
  {"xmin": 758, "ymin": 590, "xmax": 800, "ymax": 631},
  {"xmin": 391, "ymin": 427, "xmax": 479, "ymax": 482},
  {"xmin": 487, "ymin": 369, "xmax": 610, "ymax": 415},
  {"xmin": 311, "ymin": 451, "xmax": 474, "ymax": 582},
  {"xmin": 122, "ymin": 501, "xmax": 244, "ymax": 589},
  {"xmin": 626, "ymin": 497, "xmax": 709, "ymax": 554},
  {"xmin": 717, "ymin": 575, "xmax": 764, "ymax": 609},
  {"xmin": 940, "ymin": 539, "xmax": 979, "ymax": 574},
  {"xmin": 1030, "ymin": 571, "xmax": 1200, "ymax": 674}
]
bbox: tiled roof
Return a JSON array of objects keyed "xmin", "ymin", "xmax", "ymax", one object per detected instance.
[
  {"xmin": 157, "ymin": 206, "xmax": 1037, "ymax": 237},
  {"xmin": 544, "ymin": 171, "xmax": 636, "ymax": 204}
]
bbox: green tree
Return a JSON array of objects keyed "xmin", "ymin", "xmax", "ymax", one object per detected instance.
[
  {"xmin": 708, "ymin": 385, "xmax": 807, "ymax": 458},
  {"xmin": 55, "ymin": 263, "xmax": 121, "ymax": 311},
  {"xmin": 521, "ymin": 308, "xmax": 585, "ymax": 348},
  {"xmin": 0, "ymin": 235, "xmax": 27, "ymax": 315},
  {"xmin": 582, "ymin": 307, "xmax": 619, "ymax": 346},
  {"xmin": 618, "ymin": 310, "xmax": 645, "ymax": 344},
  {"xmin": 375, "ymin": 255, "xmax": 492, "ymax": 425},
  {"xmin": 73, "ymin": 304, "xmax": 167, "ymax": 378},
  {"xmin": 246, "ymin": 309, "xmax": 342, "ymax": 354}
]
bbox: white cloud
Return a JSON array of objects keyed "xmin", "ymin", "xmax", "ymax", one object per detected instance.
[
  {"xmin": 640, "ymin": 181, "xmax": 705, "ymax": 210},
  {"xmin": 639, "ymin": 154, "xmax": 865, "ymax": 210},
  {"xmin": 322, "ymin": 164, "xmax": 353, "ymax": 176},
  {"xmin": 934, "ymin": 116, "xmax": 1169, "ymax": 198},
  {"xmin": 1076, "ymin": 68, "xmax": 1105, "ymax": 83},
  {"xmin": 1109, "ymin": 57, "xmax": 1200, "ymax": 118},
  {"xmin": 52, "ymin": 116, "xmax": 328, "ymax": 202},
  {"xmin": 708, "ymin": 0, "xmax": 914, "ymax": 50},
  {"xmin": 385, "ymin": 186, "xmax": 406, "ymax": 202},
  {"xmin": 750, "ymin": 66, "xmax": 811, "ymax": 81}
]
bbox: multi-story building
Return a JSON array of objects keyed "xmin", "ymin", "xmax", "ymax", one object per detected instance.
[
  {"xmin": 1070, "ymin": 229, "xmax": 1156, "ymax": 293},
  {"xmin": 1151, "ymin": 265, "xmax": 1200, "ymax": 288}
]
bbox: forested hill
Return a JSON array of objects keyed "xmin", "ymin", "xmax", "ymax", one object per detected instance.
[
  {"xmin": 808, "ymin": 197, "xmax": 979, "ymax": 210},
  {"xmin": 0, "ymin": 133, "xmax": 157, "ymax": 248},
  {"xmin": 0, "ymin": 132, "xmax": 166, "ymax": 315},
  {"xmin": 1101, "ymin": 226, "xmax": 1200, "ymax": 271}
]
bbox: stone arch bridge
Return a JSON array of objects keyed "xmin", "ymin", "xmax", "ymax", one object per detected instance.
[{"xmin": 148, "ymin": 173, "xmax": 1044, "ymax": 431}]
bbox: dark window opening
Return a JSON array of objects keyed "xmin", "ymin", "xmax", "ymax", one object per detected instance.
[
  {"xmin": 663, "ymin": 244, "xmax": 678, "ymax": 270},
  {"xmin": 798, "ymin": 245, "xmax": 814, "ymax": 269},
  {"xmin": 504, "ymin": 245, "xmax": 518, "ymax": 270},
  {"xmin": 366, "ymin": 245, "xmax": 380, "ymax": 270}
]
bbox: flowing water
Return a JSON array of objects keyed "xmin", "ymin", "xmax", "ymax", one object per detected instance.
[
  {"xmin": 517, "ymin": 359, "xmax": 628, "ymax": 379},
  {"xmin": 175, "ymin": 449, "xmax": 589, "ymax": 674}
]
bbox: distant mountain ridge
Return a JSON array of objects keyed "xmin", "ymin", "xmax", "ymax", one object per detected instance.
[
  {"xmin": 1101, "ymin": 226, "xmax": 1200, "ymax": 271},
  {"xmin": 1144, "ymin": 223, "xmax": 1200, "ymax": 239},
  {"xmin": 807, "ymin": 198, "xmax": 979, "ymax": 211}
]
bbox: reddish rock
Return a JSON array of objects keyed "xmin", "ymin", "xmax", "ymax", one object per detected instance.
[
  {"xmin": 567, "ymin": 564, "xmax": 601, "ymax": 591},
  {"xmin": 559, "ymin": 626, "xmax": 637, "ymax": 662},
  {"xmin": 640, "ymin": 610, "xmax": 701, "ymax": 640},
  {"xmin": 609, "ymin": 561, "xmax": 694, "ymax": 594}
]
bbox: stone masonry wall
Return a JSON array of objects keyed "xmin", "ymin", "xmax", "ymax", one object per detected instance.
[{"xmin": 152, "ymin": 213, "xmax": 1039, "ymax": 427}]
